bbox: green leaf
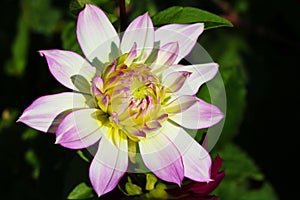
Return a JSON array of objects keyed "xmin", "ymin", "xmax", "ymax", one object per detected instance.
[
  {"xmin": 152, "ymin": 6, "xmax": 233, "ymax": 29},
  {"xmin": 4, "ymin": 14, "xmax": 29, "ymax": 76},
  {"xmin": 67, "ymin": 182, "xmax": 94, "ymax": 199}
]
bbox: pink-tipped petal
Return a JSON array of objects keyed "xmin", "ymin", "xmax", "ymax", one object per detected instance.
[
  {"xmin": 144, "ymin": 120, "xmax": 162, "ymax": 131},
  {"xmin": 89, "ymin": 133, "xmax": 128, "ymax": 197},
  {"xmin": 18, "ymin": 92, "xmax": 89, "ymax": 133},
  {"xmin": 175, "ymin": 63, "xmax": 219, "ymax": 95},
  {"xmin": 92, "ymin": 76, "xmax": 104, "ymax": 95},
  {"xmin": 56, "ymin": 109, "xmax": 106, "ymax": 149},
  {"xmin": 169, "ymin": 98, "xmax": 224, "ymax": 130},
  {"xmin": 155, "ymin": 23, "xmax": 204, "ymax": 63},
  {"xmin": 162, "ymin": 121, "xmax": 212, "ymax": 182},
  {"xmin": 121, "ymin": 13, "xmax": 154, "ymax": 62},
  {"xmin": 164, "ymin": 95, "xmax": 198, "ymax": 114},
  {"xmin": 39, "ymin": 50, "xmax": 96, "ymax": 92},
  {"xmin": 162, "ymin": 71, "xmax": 191, "ymax": 93},
  {"xmin": 151, "ymin": 42, "xmax": 179, "ymax": 74},
  {"xmin": 124, "ymin": 43, "xmax": 137, "ymax": 66},
  {"xmin": 139, "ymin": 133, "xmax": 184, "ymax": 185},
  {"xmin": 77, "ymin": 4, "xmax": 120, "ymax": 63}
]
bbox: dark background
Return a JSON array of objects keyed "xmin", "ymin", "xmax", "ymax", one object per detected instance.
[{"xmin": 1, "ymin": 0, "xmax": 299, "ymax": 199}]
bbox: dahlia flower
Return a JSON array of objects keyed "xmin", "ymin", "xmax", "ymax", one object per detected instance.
[{"xmin": 18, "ymin": 4, "xmax": 224, "ymax": 196}]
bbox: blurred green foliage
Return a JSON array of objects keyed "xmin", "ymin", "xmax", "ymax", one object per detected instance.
[
  {"xmin": 4, "ymin": 15, "xmax": 29, "ymax": 76},
  {"xmin": 1, "ymin": 0, "xmax": 296, "ymax": 199},
  {"xmin": 213, "ymin": 144, "xmax": 278, "ymax": 200}
]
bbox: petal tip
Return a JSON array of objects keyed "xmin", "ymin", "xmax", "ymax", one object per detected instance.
[
  {"xmin": 141, "ymin": 11, "xmax": 150, "ymax": 19},
  {"xmin": 16, "ymin": 115, "xmax": 23, "ymax": 123},
  {"xmin": 16, "ymin": 115, "xmax": 27, "ymax": 124},
  {"xmin": 84, "ymin": 4, "xmax": 97, "ymax": 11},
  {"xmin": 38, "ymin": 50, "xmax": 45, "ymax": 56},
  {"xmin": 54, "ymin": 134, "xmax": 62, "ymax": 144}
]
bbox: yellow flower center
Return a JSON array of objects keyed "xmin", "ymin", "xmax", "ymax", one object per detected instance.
[{"xmin": 92, "ymin": 54, "xmax": 168, "ymax": 144}]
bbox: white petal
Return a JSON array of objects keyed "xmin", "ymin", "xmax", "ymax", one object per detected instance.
[
  {"xmin": 39, "ymin": 50, "xmax": 96, "ymax": 92},
  {"xmin": 175, "ymin": 63, "xmax": 219, "ymax": 95},
  {"xmin": 139, "ymin": 133, "xmax": 184, "ymax": 185},
  {"xmin": 162, "ymin": 121, "xmax": 212, "ymax": 182},
  {"xmin": 151, "ymin": 42, "xmax": 179, "ymax": 74},
  {"xmin": 169, "ymin": 98, "xmax": 224, "ymax": 130},
  {"xmin": 56, "ymin": 109, "xmax": 106, "ymax": 149},
  {"xmin": 77, "ymin": 4, "xmax": 120, "ymax": 64},
  {"xmin": 163, "ymin": 95, "xmax": 198, "ymax": 114},
  {"xmin": 162, "ymin": 71, "xmax": 191, "ymax": 93},
  {"xmin": 18, "ymin": 92, "xmax": 90, "ymax": 133},
  {"xmin": 121, "ymin": 13, "xmax": 154, "ymax": 62},
  {"xmin": 89, "ymin": 132, "xmax": 128, "ymax": 196},
  {"xmin": 155, "ymin": 23, "xmax": 204, "ymax": 63},
  {"xmin": 124, "ymin": 43, "xmax": 137, "ymax": 66}
]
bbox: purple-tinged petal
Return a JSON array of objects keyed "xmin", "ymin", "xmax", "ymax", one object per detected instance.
[
  {"xmin": 77, "ymin": 4, "xmax": 120, "ymax": 63},
  {"xmin": 118, "ymin": 117, "xmax": 147, "ymax": 138},
  {"xmin": 39, "ymin": 50, "xmax": 96, "ymax": 92},
  {"xmin": 121, "ymin": 13, "xmax": 154, "ymax": 62},
  {"xmin": 155, "ymin": 23, "xmax": 204, "ymax": 64},
  {"xmin": 144, "ymin": 120, "xmax": 162, "ymax": 131},
  {"xmin": 89, "ymin": 132, "xmax": 128, "ymax": 197},
  {"xmin": 164, "ymin": 95, "xmax": 198, "ymax": 114},
  {"xmin": 162, "ymin": 121, "xmax": 212, "ymax": 182},
  {"xmin": 175, "ymin": 63, "xmax": 219, "ymax": 95},
  {"xmin": 17, "ymin": 92, "xmax": 90, "ymax": 133},
  {"xmin": 124, "ymin": 43, "xmax": 137, "ymax": 66},
  {"xmin": 92, "ymin": 76, "xmax": 104, "ymax": 95},
  {"xmin": 169, "ymin": 98, "xmax": 224, "ymax": 130},
  {"xmin": 151, "ymin": 42, "xmax": 179, "ymax": 74},
  {"xmin": 162, "ymin": 71, "xmax": 191, "ymax": 93},
  {"xmin": 102, "ymin": 59, "xmax": 117, "ymax": 80},
  {"xmin": 56, "ymin": 109, "xmax": 106, "ymax": 149},
  {"xmin": 139, "ymin": 132, "xmax": 184, "ymax": 185}
]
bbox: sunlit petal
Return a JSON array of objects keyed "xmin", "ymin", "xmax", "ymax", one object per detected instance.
[
  {"xmin": 155, "ymin": 23, "xmax": 204, "ymax": 63},
  {"xmin": 56, "ymin": 109, "xmax": 106, "ymax": 149},
  {"xmin": 77, "ymin": 4, "xmax": 120, "ymax": 64},
  {"xmin": 162, "ymin": 121, "xmax": 212, "ymax": 182},
  {"xmin": 121, "ymin": 13, "xmax": 154, "ymax": 62},
  {"xmin": 139, "ymin": 132, "xmax": 184, "ymax": 185},
  {"xmin": 39, "ymin": 50, "xmax": 96, "ymax": 92},
  {"xmin": 175, "ymin": 63, "xmax": 219, "ymax": 95},
  {"xmin": 18, "ymin": 92, "xmax": 89, "ymax": 133},
  {"xmin": 169, "ymin": 98, "xmax": 224, "ymax": 129},
  {"xmin": 90, "ymin": 132, "xmax": 128, "ymax": 196}
]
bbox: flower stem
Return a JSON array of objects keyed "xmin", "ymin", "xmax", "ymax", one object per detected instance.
[{"xmin": 120, "ymin": 0, "xmax": 126, "ymax": 32}]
